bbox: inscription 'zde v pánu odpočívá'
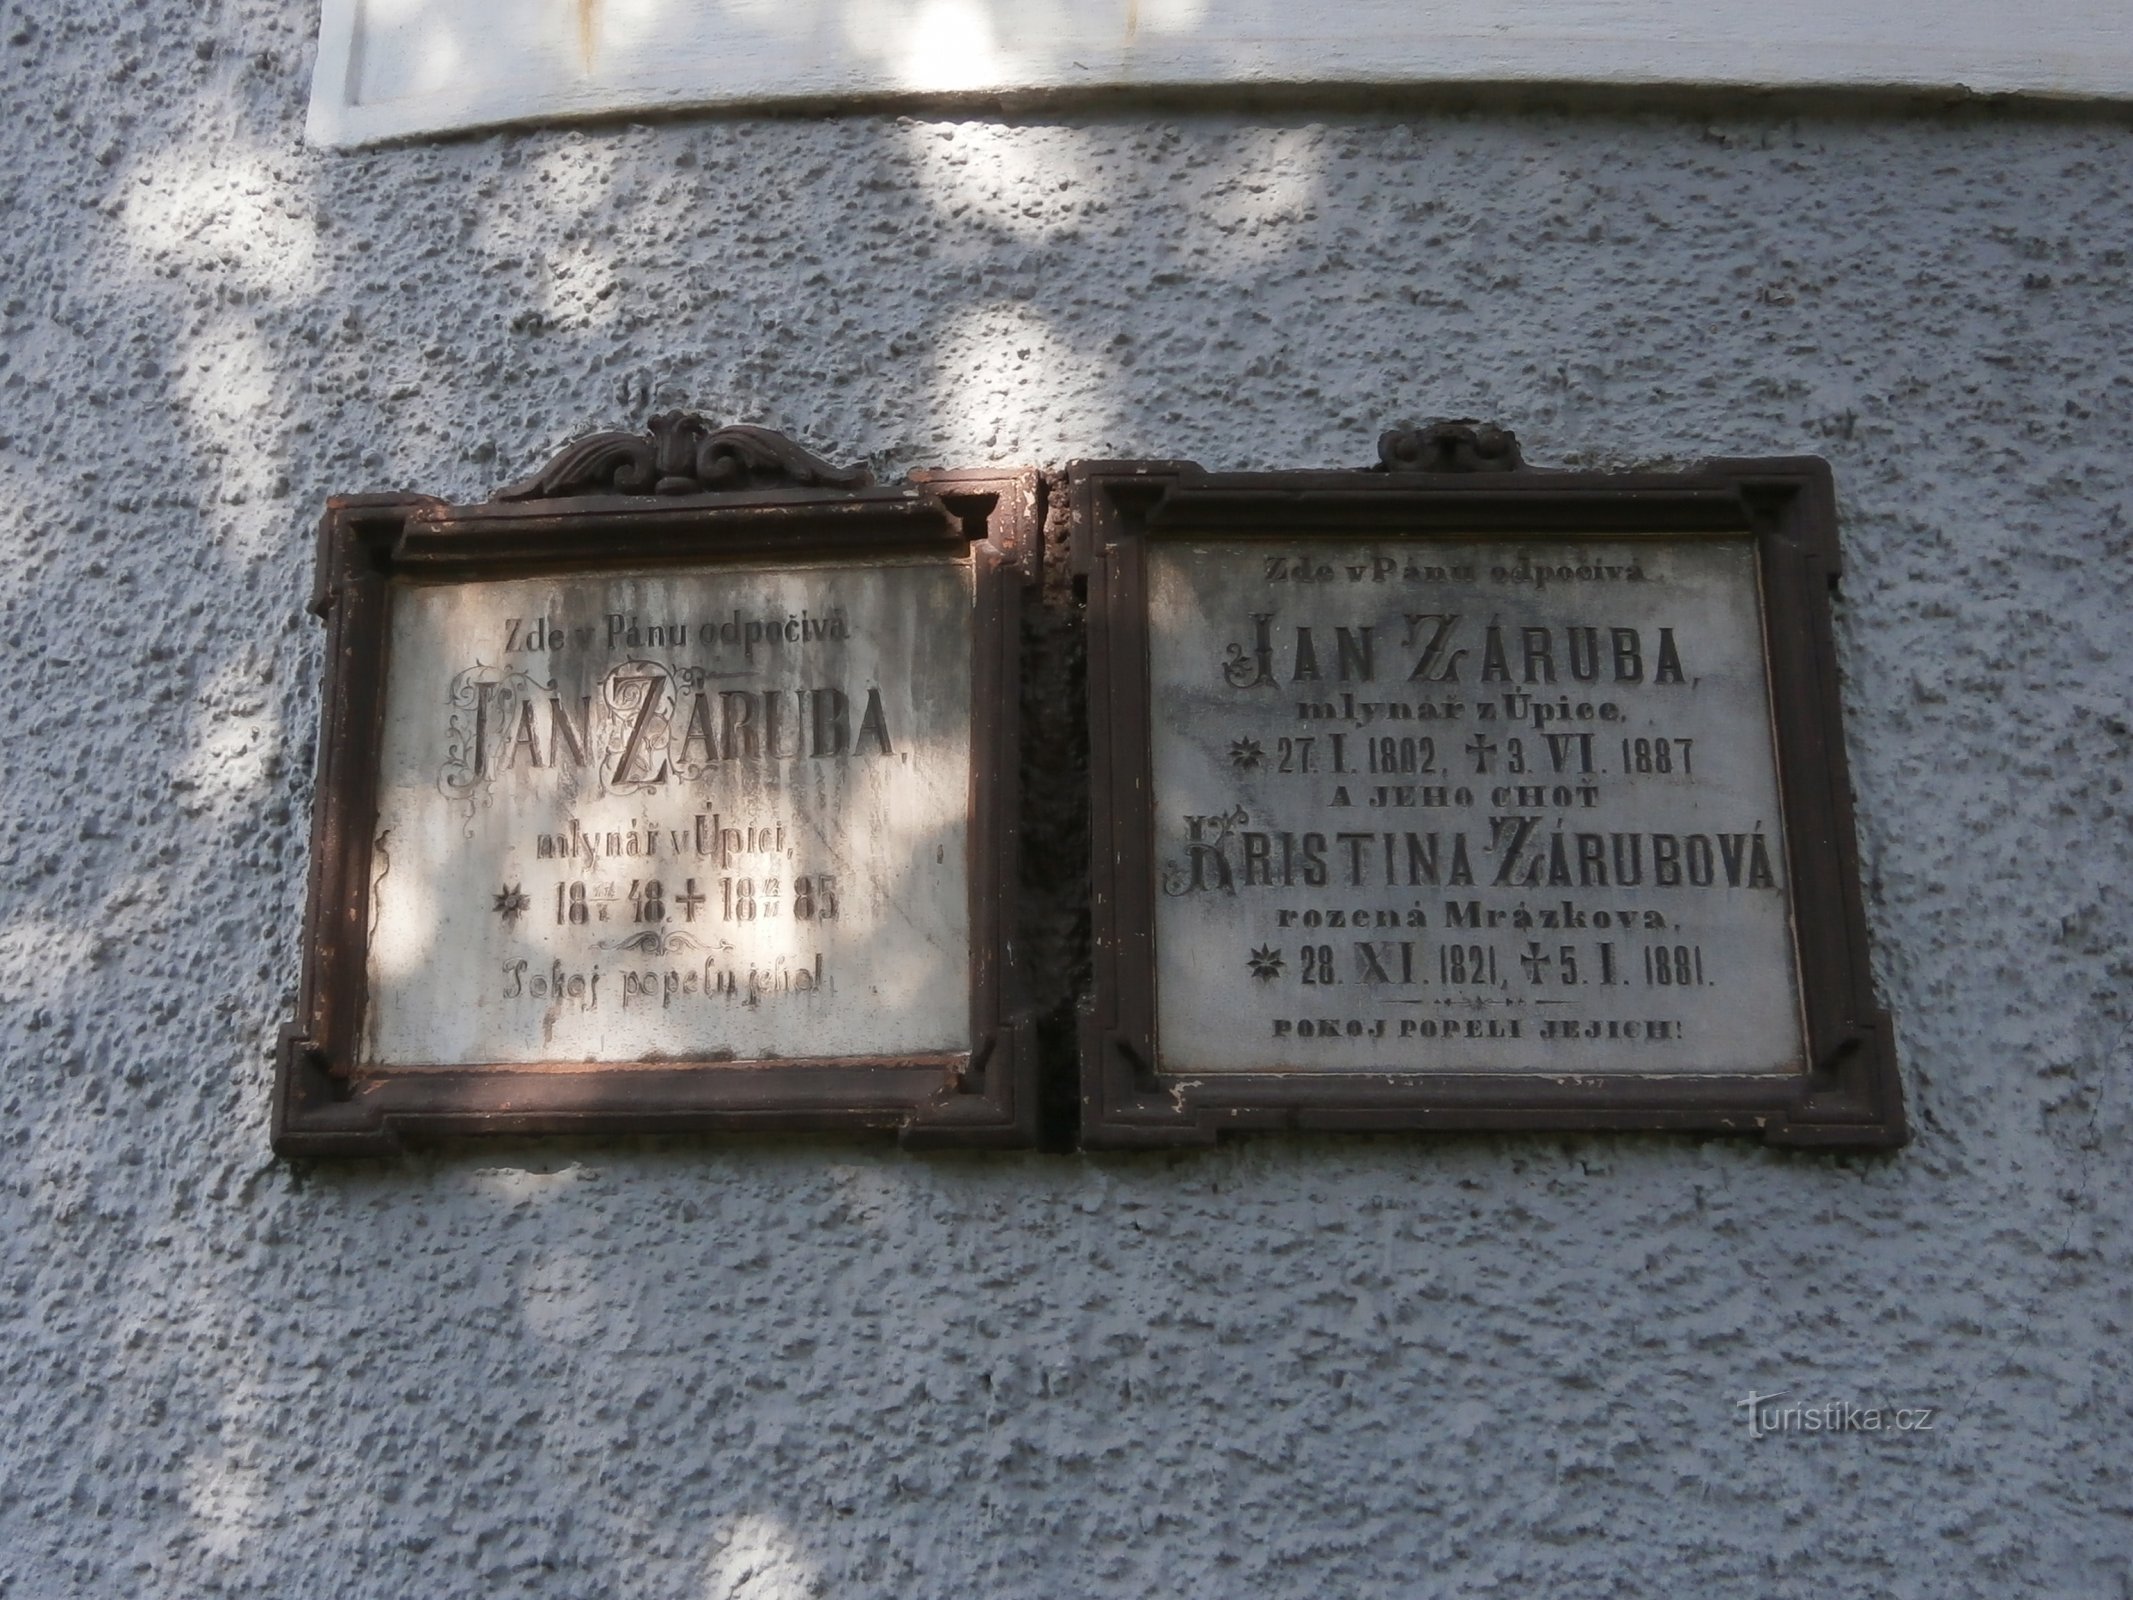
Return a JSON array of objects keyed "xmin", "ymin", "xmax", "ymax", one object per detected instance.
[
  {"xmin": 1145, "ymin": 538, "xmax": 1806, "ymax": 1076},
  {"xmin": 362, "ymin": 557, "xmax": 974, "ymax": 1068}
]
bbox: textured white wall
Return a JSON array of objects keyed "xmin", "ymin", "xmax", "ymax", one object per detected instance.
[{"xmin": 3, "ymin": 2, "xmax": 2132, "ymax": 1594}]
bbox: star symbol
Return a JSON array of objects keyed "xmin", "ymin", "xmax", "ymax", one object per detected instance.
[
  {"xmin": 1247, "ymin": 945, "xmax": 1284, "ymax": 981},
  {"xmin": 1229, "ymin": 737, "xmax": 1265, "ymax": 771},
  {"xmin": 493, "ymin": 884, "xmax": 530, "ymax": 926}
]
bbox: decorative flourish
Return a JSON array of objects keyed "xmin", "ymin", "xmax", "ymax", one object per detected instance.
[
  {"xmin": 600, "ymin": 660, "xmax": 675, "ymax": 794},
  {"xmin": 436, "ymin": 665, "xmax": 544, "ymax": 823},
  {"xmin": 492, "ymin": 884, "xmax": 530, "ymax": 926},
  {"xmin": 1229, "ymin": 737, "xmax": 1265, "ymax": 771},
  {"xmin": 1222, "ymin": 638, "xmax": 1275, "ymax": 690},
  {"xmin": 1158, "ymin": 806, "xmax": 1251, "ymax": 897},
  {"xmin": 1377, "ymin": 420, "xmax": 1525, "ymax": 473},
  {"xmin": 598, "ymin": 928, "xmax": 711, "ymax": 957},
  {"xmin": 1247, "ymin": 946, "xmax": 1285, "ymax": 981},
  {"xmin": 496, "ymin": 412, "xmax": 873, "ymax": 499}
]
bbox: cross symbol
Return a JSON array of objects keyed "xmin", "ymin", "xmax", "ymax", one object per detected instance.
[
  {"xmin": 1520, "ymin": 941, "xmax": 1554, "ymax": 983},
  {"xmin": 674, "ymin": 878, "xmax": 707, "ymax": 921},
  {"xmin": 1466, "ymin": 733, "xmax": 1498, "ymax": 774}
]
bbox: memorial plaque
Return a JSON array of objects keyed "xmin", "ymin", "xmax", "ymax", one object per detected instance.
[
  {"xmin": 277, "ymin": 419, "xmax": 1037, "ymax": 1153},
  {"xmin": 1076, "ymin": 427, "xmax": 1904, "ymax": 1148}
]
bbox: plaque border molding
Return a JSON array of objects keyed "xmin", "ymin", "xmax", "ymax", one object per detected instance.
[
  {"xmin": 275, "ymin": 425, "xmax": 1041, "ymax": 1155},
  {"xmin": 1072, "ymin": 437, "xmax": 1906, "ymax": 1150}
]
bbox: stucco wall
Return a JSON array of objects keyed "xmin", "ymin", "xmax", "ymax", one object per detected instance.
[{"xmin": 3, "ymin": 3, "xmax": 2131, "ymax": 1595}]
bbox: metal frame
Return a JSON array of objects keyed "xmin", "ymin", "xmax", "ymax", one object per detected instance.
[
  {"xmin": 1072, "ymin": 432, "xmax": 1905, "ymax": 1149},
  {"xmin": 275, "ymin": 422, "xmax": 1039, "ymax": 1155}
]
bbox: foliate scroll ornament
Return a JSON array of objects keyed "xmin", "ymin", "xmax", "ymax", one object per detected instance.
[
  {"xmin": 496, "ymin": 413, "xmax": 874, "ymax": 500},
  {"xmin": 1376, "ymin": 419, "xmax": 1526, "ymax": 474}
]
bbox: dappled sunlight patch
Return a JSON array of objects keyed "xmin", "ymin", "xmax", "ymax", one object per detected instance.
[
  {"xmin": 364, "ymin": 854, "xmax": 443, "ymax": 995},
  {"xmin": 928, "ymin": 300, "xmax": 1118, "ymax": 460},
  {"xmin": 857, "ymin": 0, "xmax": 1008, "ymax": 93},
  {"xmin": 168, "ymin": 324, "xmax": 279, "ymax": 447},
  {"xmin": 0, "ymin": 915, "xmax": 98, "ymax": 1016},
  {"xmin": 703, "ymin": 1512, "xmax": 819, "ymax": 1600},
  {"xmin": 120, "ymin": 141, "xmax": 320, "ymax": 303},
  {"xmin": 900, "ymin": 121, "xmax": 1111, "ymax": 243},
  {"xmin": 170, "ymin": 655, "xmax": 287, "ymax": 825},
  {"xmin": 1179, "ymin": 128, "xmax": 1329, "ymax": 266},
  {"xmin": 348, "ymin": 0, "xmax": 477, "ymax": 103},
  {"xmin": 542, "ymin": 238, "xmax": 625, "ymax": 333},
  {"xmin": 106, "ymin": 136, "xmax": 318, "ymax": 549},
  {"xmin": 524, "ymin": 135, "xmax": 632, "ymax": 222},
  {"xmin": 599, "ymin": 0, "xmax": 702, "ymax": 57},
  {"xmin": 163, "ymin": 321, "xmax": 294, "ymax": 541},
  {"xmin": 181, "ymin": 1450, "xmax": 271, "ymax": 1560},
  {"xmin": 1134, "ymin": 0, "xmax": 1210, "ymax": 38},
  {"xmin": 468, "ymin": 137, "xmax": 632, "ymax": 327}
]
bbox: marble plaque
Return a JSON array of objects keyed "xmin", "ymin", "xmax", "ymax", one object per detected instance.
[
  {"xmin": 361, "ymin": 555, "xmax": 974, "ymax": 1068},
  {"xmin": 1144, "ymin": 536, "xmax": 1805, "ymax": 1075}
]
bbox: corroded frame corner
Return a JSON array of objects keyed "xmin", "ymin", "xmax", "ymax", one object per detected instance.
[
  {"xmin": 1071, "ymin": 435, "xmax": 1905, "ymax": 1151},
  {"xmin": 275, "ymin": 422, "xmax": 1042, "ymax": 1157}
]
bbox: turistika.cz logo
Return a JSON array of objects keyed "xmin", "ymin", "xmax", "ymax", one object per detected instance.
[{"xmin": 1737, "ymin": 1390, "xmax": 1939, "ymax": 1440}]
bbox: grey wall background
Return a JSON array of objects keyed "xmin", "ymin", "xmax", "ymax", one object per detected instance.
[{"xmin": 3, "ymin": 2, "xmax": 2131, "ymax": 1595}]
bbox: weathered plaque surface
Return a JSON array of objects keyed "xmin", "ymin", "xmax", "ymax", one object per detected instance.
[
  {"xmin": 366, "ymin": 558, "xmax": 974, "ymax": 1068},
  {"xmin": 1146, "ymin": 534, "xmax": 1800, "ymax": 1074},
  {"xmin": 1077, "ymin": 433, "xmax": 1903, "ymax": 1147},
  {"xmin": 277, "ymin": 421, "xmax": 1036, "ymax": 1153}
]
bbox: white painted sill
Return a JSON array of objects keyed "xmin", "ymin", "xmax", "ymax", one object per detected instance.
[{"xmin": 311, "ymin": 0, "xmax": 2133, "ymax": 147}]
